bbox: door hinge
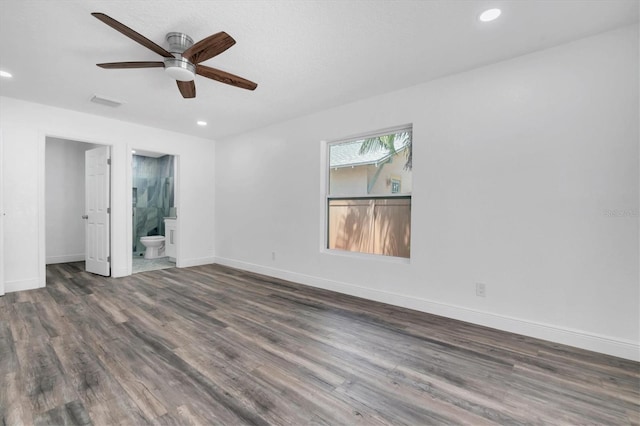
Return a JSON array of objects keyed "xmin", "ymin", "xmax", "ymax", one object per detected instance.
[
  {"xmin": 107, "ymin": 256, "xmax": 111, "ymax": 263},
  {"xmin": 107, "ymin": 207, "xmax": 111, "ymax": 214},
  {"xmin": 107, "ymin": 158, "xmax": 111, "ymax": 165}
]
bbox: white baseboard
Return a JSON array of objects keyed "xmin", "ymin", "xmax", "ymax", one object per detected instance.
[
  {"xmin": 46, "ymin": 254, "xmax": 84, "ymax": 264},
  {"xmin": 5, "ymin": 277, "xmax": 43, "ymax": 293},
  {"xmin": 179, "ymin": 256, "xmax": 215, "ymax": 268},
  {"xmin": 214, "ymin": 256, "xmax": 640, "ymax": 362}
]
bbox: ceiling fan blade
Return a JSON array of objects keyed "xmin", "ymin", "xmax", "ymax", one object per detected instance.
[
  {"xmin": 196, "ymin": 65, "xmax": 257, "ymax": 91},
  {"xmin": 183, "ymin": 32, "xmax": 236, "ymax": 64},
  {"xmin": 92, "ymin": 12, "xmax": 174, "ymax": 58},
  {"xmin": 177, "ymin": 80, "xmax": 196, "ymax": 98},
  {"xmin": 97, "ymin": 61, "xmax": 165, "ymax": 69}
]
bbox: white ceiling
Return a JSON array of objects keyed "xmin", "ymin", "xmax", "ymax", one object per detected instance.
[{"xmin": 0, "ymin": 0, "xmax": 637, "ymax": 140}]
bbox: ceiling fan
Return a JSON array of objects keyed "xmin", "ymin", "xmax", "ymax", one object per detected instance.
[{"xmin": 91, "ymin": 12, "xmax": 257, "ymax": 99}]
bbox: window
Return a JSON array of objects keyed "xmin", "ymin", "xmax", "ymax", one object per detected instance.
[{"xmin": 326, "ymin": 126, "xmax": 412, "ymax": 258}]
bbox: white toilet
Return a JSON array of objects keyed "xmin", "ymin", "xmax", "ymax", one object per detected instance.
[{"xmin": 140, "ymin": 235, "xmax": 166, "ymax": 259}]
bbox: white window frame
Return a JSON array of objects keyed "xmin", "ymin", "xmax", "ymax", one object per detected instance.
[{"xmin": 321, "ymin": 124, "xmax": 413, "ymax": 262}]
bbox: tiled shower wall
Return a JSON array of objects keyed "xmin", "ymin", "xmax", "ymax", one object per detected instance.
[{"xmin": 133, "ymin": 154, "xmax": 175, "ymax": 253}]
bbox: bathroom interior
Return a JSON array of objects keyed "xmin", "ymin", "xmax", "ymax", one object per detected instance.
[{"xmin": 132, "ymin": 150, "xmax": 177, "ymax": 273}]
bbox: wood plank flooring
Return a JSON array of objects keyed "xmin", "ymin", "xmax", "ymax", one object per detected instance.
[{"xmin": 1, "ymin": 262, "xmax": 638, "ymax": 425}]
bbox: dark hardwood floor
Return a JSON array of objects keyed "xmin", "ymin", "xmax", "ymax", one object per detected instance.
[{"xmin": 1, "ymin": 262, "xmax": 638, "ymax": 425}]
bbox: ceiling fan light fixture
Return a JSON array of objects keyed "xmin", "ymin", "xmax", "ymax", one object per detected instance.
[{"xmin": 164, "ymin": 57, "xmax": 195, "ymax": 81}]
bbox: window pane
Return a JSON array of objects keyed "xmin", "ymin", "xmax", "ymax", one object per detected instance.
[
  {"xmin": 327, "ymin": 197, "xmax": 411, "ymax": 258},
  {"xmin": 329, "ymin": 130, "xmax": 412, "ymax": 196}
]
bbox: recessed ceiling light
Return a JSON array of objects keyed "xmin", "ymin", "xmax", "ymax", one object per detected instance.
[
  {"xmin": 0, "ymin": 70, "xmax": 12, "ymax": 78},
  {"xmin": 479, "ymin": 8, "xmax": 501, "ymax": 22},
  {"xmin": 197, "ymin": 121, "xmax": 207, "ymax": 126}
]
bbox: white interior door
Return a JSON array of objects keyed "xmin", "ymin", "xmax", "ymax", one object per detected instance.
[{"xmin": 85, "ymin": 146, "xmax": 110, "ymax": 276}]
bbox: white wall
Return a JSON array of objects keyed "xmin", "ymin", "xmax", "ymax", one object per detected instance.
[
  {"xmin": 0, "ymin": 97, "xmax": 216, "ymax": 290},
  {"xmin": 214, "ymin": 26, "xmax": 639, "ymax": 360},
  {"xmin": 45, "ymin": 138, "xmax": 96, "ymax": 264}
]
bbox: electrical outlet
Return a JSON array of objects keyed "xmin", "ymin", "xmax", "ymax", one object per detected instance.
[
  {"xmin": 476, "ymin": 283, "xmax": 486, "ymax": 297},
  {"xmin": 271, "ymin": 251, "xmax": 276, "ymax": 261}
]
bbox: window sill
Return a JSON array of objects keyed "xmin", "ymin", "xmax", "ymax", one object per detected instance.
[{"xmin": 320, "ymin": 248, "xmax": 411, "ymax": 264}]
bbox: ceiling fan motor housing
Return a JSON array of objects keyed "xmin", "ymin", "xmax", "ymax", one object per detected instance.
[
  {"xmin": 166, "ymin": 32, "xmax": 194, "ymax": 53},
  {"xmin": 165, "ymin": 32, "xmax": 196, "ymax": 81}
]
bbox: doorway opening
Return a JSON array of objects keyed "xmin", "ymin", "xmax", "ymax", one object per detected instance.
[
  {"xmin": 131, "ymin": 149, "xmax": 177, "ymax": 274},
  {"xmin": 45, "ymin": 137, "xmax": 111, "ymax": 276}
]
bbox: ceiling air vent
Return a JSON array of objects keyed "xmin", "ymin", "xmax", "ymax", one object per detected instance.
[{"xmin": 90, "ymin": 95, "xmax": 123, "ymax": 108}]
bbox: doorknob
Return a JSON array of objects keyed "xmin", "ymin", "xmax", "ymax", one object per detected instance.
[{"xmin": 82, "ymin": 215, "xmax": 88, "ymax": 219}]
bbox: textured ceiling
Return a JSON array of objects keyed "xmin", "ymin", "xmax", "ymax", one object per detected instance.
[{"xmin": 0, "ymin": 0, "xmax": 637, "ymax": 140}]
